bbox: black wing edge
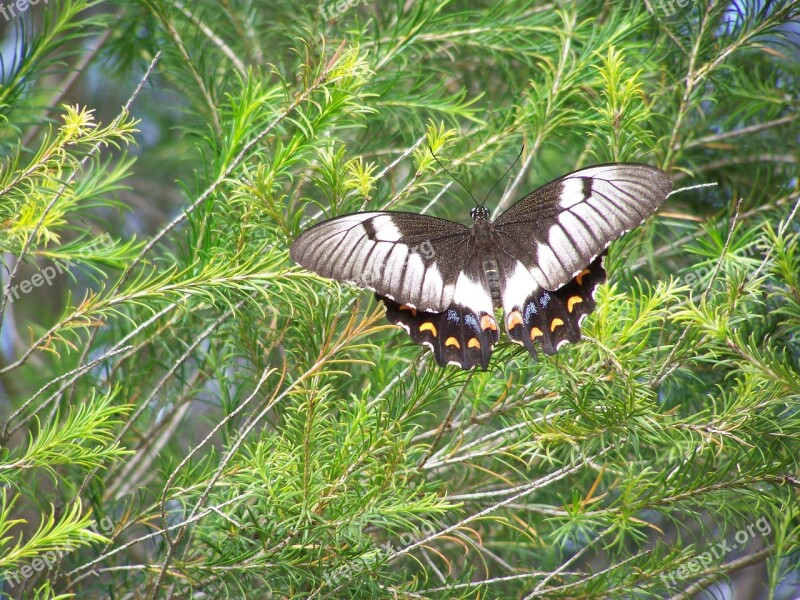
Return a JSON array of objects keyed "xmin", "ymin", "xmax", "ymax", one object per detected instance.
[{"xmin": 377, "ymin": 295, "xmax": 500, "ymax": 370}]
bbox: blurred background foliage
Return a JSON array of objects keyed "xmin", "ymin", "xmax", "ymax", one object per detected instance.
[{"xmin": 1, "ymin": 0, "xmax": 800, "ymax": 598}]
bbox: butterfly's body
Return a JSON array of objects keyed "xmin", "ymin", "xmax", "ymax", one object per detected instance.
[
  {"xmin": 482, "ymin": 255, "xmax": 503, "ymax": 308},
  {"xmin": 291, "ymin": 163, "xmax": 673, "ymax": 370},
  {"xmin": 464, "ymin": 210, "xmax": 502, "ymax": 308}
]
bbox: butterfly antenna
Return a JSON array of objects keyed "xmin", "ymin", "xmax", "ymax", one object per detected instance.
[
  {"xmin": 429, "ymin": 147, "xmax": 480, "ymax": 207},
  {"xmin": 482, "ymin": 145, "xmax": 524, "ymax": 206}
]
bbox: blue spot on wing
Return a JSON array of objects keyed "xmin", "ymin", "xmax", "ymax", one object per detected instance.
[
  {"xmin": 539, "ymin": 292, "xmax": 551, "ymax": 309},
  {"xmin": 464, "ymin": 314, "xmax": 479, "ymax": 330},
  {"xmin": 524, "ymin": 302, "xmax": 537, "ymax": 322},
  {"xmin": 446, "ymin": 309, "xmax": 460, "ymax": 324}
]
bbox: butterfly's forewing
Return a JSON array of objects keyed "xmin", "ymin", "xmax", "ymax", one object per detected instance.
[
  {"xmin": 493, "ymin": 163, "xmax": 672, "ymax": 291},
  {"xmin": 290, "ymin": 212, "xmax": 470, "ymax": 312}
]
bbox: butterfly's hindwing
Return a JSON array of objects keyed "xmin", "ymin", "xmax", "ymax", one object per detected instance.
[
  {"xmin": 380, "ymin": 252, "xmax": 499, "ymax": 369},
  {"xmin": 290, "ymin": 212, "xmax": 470, "ymax": 312},
  {"xmin": 380, "ymin": 295, "xmax": 500, "ymax": 370},
  {"xmin": 506, "ymin": 254, "xmax": 606, "ymax": 356},
  {"xmin": 494, "ymin": 164, "xmax": 672, "ymax": 291}
]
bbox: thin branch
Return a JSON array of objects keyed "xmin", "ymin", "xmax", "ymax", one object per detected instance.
[
  {"xmin": 174, "ymin": 0, "xmax": 247, "ymax": 75},
  {"xmin": 685, "ymin": 115, "xmax": 799, "ymax": 148}
]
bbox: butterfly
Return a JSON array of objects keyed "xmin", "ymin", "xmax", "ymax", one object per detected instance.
[{"xmin": 290, "ymin": 163, "xmax": 672, "ymax": 370}]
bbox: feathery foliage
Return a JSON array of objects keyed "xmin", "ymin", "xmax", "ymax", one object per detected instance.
[{"xmin": 1, "ymin": 0, "xmax": 800, "ymax": 598}]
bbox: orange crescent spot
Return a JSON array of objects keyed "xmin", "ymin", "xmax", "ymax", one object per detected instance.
[
  {"xmin": 445, "ymin": 337, "xmax": 460, "ymax": 348},
  {"xmin": 419, "ymin": 322, "xmax": 437, "ymax": 336},
  {"xmin": 507, "ymin": 311, "xmax": 523, "ymax": 329},
  {"xmin": 530, "ymin": 327, "xmax": 543, "ymax": 341},
  {"xmin": 468, "ymin": 338, "xmax": 481, "ymax": 349},
  {"xmin": 567, "ymin": 296, "xmax": 583, "ymax": 312},
  {"xmin": 550, "ymin": 318, "xmax": 564, "ymax": 332},
  {"xmin": 480, "ymin": 314, "xmax": 497, "ymax": 331},
  {"xmin": 575, "ymin": 269, "xmax": 592, "ymax": 286},
  {"xmin": 400, "ymin": 304, "xmax": 417, "ymax": 316}
]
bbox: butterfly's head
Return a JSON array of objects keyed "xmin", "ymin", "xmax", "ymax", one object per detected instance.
[{"xmin": 470, "ymin": 206, "xmax": 490, "ymax": 222}]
